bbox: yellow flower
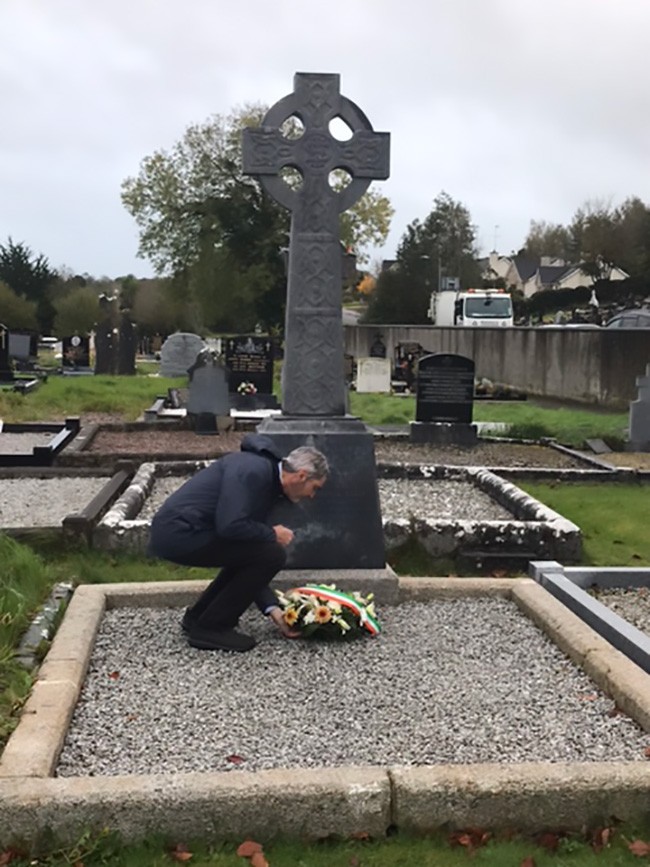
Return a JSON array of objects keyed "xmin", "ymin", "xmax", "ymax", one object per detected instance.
[
  {"xmin": 314, "ymin": 605, "xmax": 332, "ymax": 624},
  {"xmin": 283, "ymin": 608, "xmax": 299, "ymax": 626}
]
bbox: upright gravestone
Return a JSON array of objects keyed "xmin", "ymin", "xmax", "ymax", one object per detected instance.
[
  {"xmin": 243, "ymin": 72, "xmax": 390, "ymax": 570},
  {"xmin": 159, "ymin": 333, "xmax": 206, "ymax": 378},
  {"xmin": 0, "ymin": 323, "xmax": 13, "ymax": 381},
  {"xmin": 356, "ymin": 357, "xmax": 391, "ymax": 393},
  {"xmin": 411, "ymin": 353, "xmax": 478, "ymax": 445},
  {"xmin": 628, "ymin": 363, "xmax": 650, "ymax": 452},
  {"xmin": 224, "ymin": 335, "xmax": 278, "ymax": 409},
  {"xmin": 62, "ymin": 335, "xmax": 91, "ymax": 369},
  {"xmin": 187, "ymin": 349, "xmax": 230, "ymax": 434},
  {"xmin": 117, "ymin": 312, "xmax": 136, "ymax": 375}
]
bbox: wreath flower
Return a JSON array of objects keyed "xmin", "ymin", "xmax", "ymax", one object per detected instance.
[
  {"xmin": 275, "ymin": 583, "xmax": 380, "ymax": 641},
  {"xmin": 237, "ymin": 381, "xmax": 257, "ymax": 395}
]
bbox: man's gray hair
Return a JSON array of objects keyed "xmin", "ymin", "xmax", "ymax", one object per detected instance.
[{"xmin": 282, "ymin": 446, "xmax": 329, "ymax": 479}]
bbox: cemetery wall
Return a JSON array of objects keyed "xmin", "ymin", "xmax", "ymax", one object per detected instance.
[{"xmin": 344, "ymin": 325, "xmax": 649, "ymax": 408}]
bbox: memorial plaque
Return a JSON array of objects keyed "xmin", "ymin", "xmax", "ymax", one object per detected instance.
[
  {"xmin": 224, "ymin": 335, "xmax": 274, "ymax": 395},
  {"xmin": 416, "ymin": 353, "xmax": 475, "ymax": 423}
]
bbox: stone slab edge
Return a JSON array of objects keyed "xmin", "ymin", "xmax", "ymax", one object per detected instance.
[{"xmin": 4, "ymin": 578, "xmax": 650, "ymax": 845}]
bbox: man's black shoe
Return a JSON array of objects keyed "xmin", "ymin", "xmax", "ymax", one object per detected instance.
[
  {"xmin": 180, "ymin": 607, "xmax": 196, "ymax": 634},
  {"xmin": 186, "ymin": 625, "xmax": 256, "ymax": 652}
]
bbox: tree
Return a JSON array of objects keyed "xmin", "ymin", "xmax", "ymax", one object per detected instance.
[
  {"xmin": 0, "ymin": 238, "xmax": 57, "ymax": 332},
  {"xmin": 52, "ymin": 286, "xmax": 100, "ymax": 336},
  {"xmin": 0, "ymin": 281, "xmax": 39, "ymax": 330},
  {"xmin": 121, "ymin": 105, "xmax": 393, "ymax": 332},
  {"xmin": 365, "ymin": 192, "xmax": 479, "ymax": 324},
  {"xmin": 521, "ymin": 220, "xmax": 574, "ymax": 261}
]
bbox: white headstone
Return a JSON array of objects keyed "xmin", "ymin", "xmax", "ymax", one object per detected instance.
[
  {"xmin": 355, "ymin": 357, "xmax": 392, "ymax": 393},
  {"xmin": 159, "ymin": 333, "xmax": 206, "ymax": 377}
]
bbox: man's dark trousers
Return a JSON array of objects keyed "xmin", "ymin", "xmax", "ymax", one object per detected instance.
[{"xmin": 181, "ymin": 537, "xmax": 287, "ymax": 629}]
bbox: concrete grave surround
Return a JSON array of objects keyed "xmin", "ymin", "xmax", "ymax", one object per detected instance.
[
  {"xmin": 355, "ymin": 357, "xmax": 392, "ymax": 393},
  {"xmin": 159, "ymin": 333, "xmax": 207, "ymax": 378},
  {"xmin": 93, "ymin": 461, "xmax": 581, "ymax": 564},
  {"xmin": 3, "ymin": 578, "xmax": 650, "ymax": 845}
]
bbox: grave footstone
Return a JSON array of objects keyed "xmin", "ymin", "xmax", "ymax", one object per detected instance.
[
  {"xmin": 159, "ymin": 333, "xmax": 207, "ymax": 378},
  {"xmin": 410, "ymin": 352, "xmax": 478, "ymax": 445},
  {"xmin": 628, "ymin": 363, "xmax": 650, "ymax": 452},
  {"xmin": 356, "ymin": 357, "xmax": 391, "ymax": 393},
  {"xmin": 243, "ymin": 72, "xmax": 390, "ymax": 569},
  {"xmin": 224, "ymin": 335, "xmax": 278, "ymax": 410},
  {"xmin": 187, "ymin": 349, "xmax": 230, "ymax": 434}
]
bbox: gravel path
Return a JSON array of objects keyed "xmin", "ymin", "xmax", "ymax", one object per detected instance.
[
  {"xmin": 595, "ymin": 588, "xmax": 650, "ymax": 634},
  {"xmin": 0, "ymin": 477, "xmax": 111, "ymax": 527},
  {"xmin": 137, "ymin": 476, "xmax": 514, "ymax": 522},
  {"xmin": 56, "ymin": 598, "xmax": 650, "ymax": 777}
]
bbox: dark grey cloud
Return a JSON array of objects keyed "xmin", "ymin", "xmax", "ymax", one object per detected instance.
[{"xmin": 1, "ymin": 0, "xmax": 649, "ymax": 276}]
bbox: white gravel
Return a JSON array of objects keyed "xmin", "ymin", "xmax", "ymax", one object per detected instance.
[
  {"xmin": 0, "ymin": 432, "xmax": 57, "ymax": 454},
  {"xmin": 56, "ymin": 598, "xmax": 650, "ymax": 777},
  {"xmin": 0, "ymin": 477, "xmax": 111, "ymax": 527}
]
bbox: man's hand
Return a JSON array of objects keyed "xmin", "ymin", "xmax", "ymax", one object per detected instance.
[
  {"xmin": 268, "ymin": 606, "xmax": 301, "ymax": 639},
  {"xmin": 273, "ymin": 524, "xmax": 294, "ymax": 546}
]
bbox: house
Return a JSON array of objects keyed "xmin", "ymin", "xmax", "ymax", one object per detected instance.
[{"xmin": 481, "ymin": 252, "xmax": 628, "ymax": 298}]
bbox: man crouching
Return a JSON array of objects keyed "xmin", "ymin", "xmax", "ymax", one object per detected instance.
[{"xmin": 148, "ymin": 434, "xmax": 328, "ymax": 652}]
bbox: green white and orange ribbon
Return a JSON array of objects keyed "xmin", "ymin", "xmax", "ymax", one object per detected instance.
[{"xmin": 292, "ymin": 584, "xmax": 381, "ymax": 636}]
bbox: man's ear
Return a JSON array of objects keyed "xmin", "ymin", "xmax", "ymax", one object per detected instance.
[{"xmin": 297, "ymin": 468, "xmax": 308, "ymax": 482}]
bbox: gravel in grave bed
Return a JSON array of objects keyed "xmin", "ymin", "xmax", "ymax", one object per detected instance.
[
  {"xmin": 375, "ymin": 440, "xmax": 587, "ymax": 468},
  {"xmin": 0, "ymin": 477, "xmax": 111, "ymax": 527},
  {"xmin": 86, "ymin": 430, "xmax": 245, "ymax": 456},
  {"xmin": 137, "ymin": 476, "xmax": 514, "ymax": 522},
  {"xmin": 0, "ymin": 431, "xmax": 58, "ymax": 454},
  {"xmin": 56, "ymin": 598, "xmax": 650, "ymax": 777},
  {"xmin": 593, "ymin": 587, "xmax": 650, "ymax": 635}
]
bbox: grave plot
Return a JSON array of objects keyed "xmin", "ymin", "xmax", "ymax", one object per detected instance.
[
  {"xmin": 0, "ymin": 467, "xmax": 132, "ymax": 541},
  {"xmin": 2, "ymin": 578, "xmax": 650, "ymax": 845},
  {"xmin": 93, "ymin": 460, "xmax": 580, "ymax": 564},
  {"xmin": 531, "ymin": 562, "xmax": 650, "ymax": 674},
  {"xmin": 0, "ymin": 418, "xmax": 80, "ymax": 466}
]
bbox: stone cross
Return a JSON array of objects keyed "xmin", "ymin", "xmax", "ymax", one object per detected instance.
[{"xmin": 243, "ymin": 72, "xmax": 389, "ymax": 416}]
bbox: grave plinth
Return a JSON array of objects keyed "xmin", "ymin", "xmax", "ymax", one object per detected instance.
[
  {"xmin": 243, "ymin": 72, "xmax": 390, "ymax": 570},
  {"xmin": 410, "ymin": 352, "xmax": 478, "ymax": 446}
]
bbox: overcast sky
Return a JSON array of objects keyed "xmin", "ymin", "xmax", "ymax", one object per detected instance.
[{"xmin": 2, "ymin": 0, "xmax": 650, "ymax": 279}]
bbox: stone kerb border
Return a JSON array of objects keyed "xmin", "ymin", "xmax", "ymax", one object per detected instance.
[
  {"xmin": 3, "ymin": 578, "xmax": 650, "ymax": 845},
  {"xmin": 530, "ymin": 561, "xmax": 650, "ymax": 675},
  {"xmin": 380, "ymin": 465, "xmax": 582, "ymax": 561}
]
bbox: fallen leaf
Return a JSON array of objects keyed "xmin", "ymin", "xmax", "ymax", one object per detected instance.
[
  {"xmin": 536, "ymin": 832, "xmax": 560, "ymax": 852},
  {"xmin": 226, "ymin": 754, "xmax": 245, "ymax": 765},
  {"xmin": 491, "ymin": 569, "xmax": 508, "ymax": 578},
  {"xmin": 108, "ymin": 671, "xmax": 120, "ymax": 680},
  {"xmin": 349, "ymin": 857, "xmax": 361, "ymax": 866},
  {"xmin": 250, "ymin": 853, "xmax": 269, "ymax": 867},
  {"xmin": 607, "ymin": 705, "xmax": 626, "ymax": 718},
  {"xmin": 169, "ymin": 843, "xmax": 193, "ymax": 862},
  {"xmin": 236, "ymin": 840, "xmax": 263, "ymax": 857},
  {"xmin": 644, "ymin": 747, "xmax": 650, "ymax": 759},
  {"xmin": 579, "ymin": 693, "xmax": 598, "ymax": 702},
  {"xmin": 628, "ymin": 838, "xmax": 650, "ymax": 856},
  {"xmin": 73, "ymin": 861, "xmax": 85, "ymax": 867},
  {"xmin": 449, "ymin": 828, "xmax": 490, "ymax": 849},
  {"xmin": 520, "ymin": 858, "xmax": 536, "ymax": 867},
  {"xmin": 591, "ymin": 826, "xmax": 613, "ymax": 852},
  {"xmin": 350, "ymin": 831, "xmax": 370, "ymax": 841}
]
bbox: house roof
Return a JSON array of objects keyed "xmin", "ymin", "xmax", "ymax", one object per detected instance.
[
  {"xmin": 537, "ymin": 265, "xmax": 571, "ymax": 285},
  {"xmin": 511, "ymin": 256, "xmax": 538, "ymax": 282}
]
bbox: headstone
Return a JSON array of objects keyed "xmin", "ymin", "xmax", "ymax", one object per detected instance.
[
  {"xmin": 243, "ymin": 72, "xmax": 390, "ymax": 569},
  {"xmin": 411, "ymin": 352, "xmax": 478, "ymax": 445},
  {"xmin": 159, "ymin": 333, "xmax": 206, "ymax": 377},
  {"xmin": 356, "ymin": 357, "xmax": 391, "ymax": 393},
  {"xmin": 0, "ymin": 323, "xmax": 13, "ymax": 381},
  {"xmin": 369, "ymin": 333, "xmax": 386, "ymax": 358},
  {"xmin": 8, "ymin": 332, "xmax": 35, "ymax": 363},
  {"xmin": 62, "ymin": 335, "xmax": 91, "ymax": 369},
  {"xmin": 117, "ymin": 312, "xmax": 136, "ymax": 375},
  {"xmin": 187, "ymin": 349, "xmax": 230, "ymax": 434},
  {"xmin": 224, "ymin": 335, "xmax": 278, "ymax": 409},
  {"xmin": 94, "ymin": 295, "xmax": 118, "ymax": 374},
  {"xmin": 628, "ymin": 364, "xmax": 650, "ymax": 452}
]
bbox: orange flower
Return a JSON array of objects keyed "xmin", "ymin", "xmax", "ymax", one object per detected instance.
[
  {"xmin": 314, "ymin": 605, "xmax": 332, "ymax": 624},
  {"xmin": 283, "ymin": 608, "xmax": 299, "ymax": 626}
]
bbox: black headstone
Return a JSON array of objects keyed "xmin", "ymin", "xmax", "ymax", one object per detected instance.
[
  {"xmin": 224, "ymin": 335, "xmax": 274, "ymax": 395},
  {"xmin": 0, "ymin": 323, "xmax": 13, "ymax": 381},
  {"xmin": 416, "ymin": 353, "xmax": 475, "ymax": 423},
  {"xmin": 117, "ymin": 313, "xmax": 136, "ymax": 375},
  {"xmin": 62, "ymin": 335, "xmax": 91, "ymax": 368},
  {"xmin": 187, "ymin": 349, "xmax": 230, "ymax": 434}
]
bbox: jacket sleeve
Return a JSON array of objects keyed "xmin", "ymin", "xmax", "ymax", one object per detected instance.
[{"xmin": 213, "ymin": 459, "xmax": 277, "ymax": 542}]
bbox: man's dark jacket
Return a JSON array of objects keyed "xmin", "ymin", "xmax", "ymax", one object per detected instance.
[{"xmin": 148, "ymin": 434, "xmax": 285, "ymax": 611}]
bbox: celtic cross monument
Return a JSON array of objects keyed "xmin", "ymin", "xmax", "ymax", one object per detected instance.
[
  {"xmin": 243, "ymin": 71, "xmax": 389, "ymax": 416},
  {"xmin": 242, "ymin": 73, "xmax": 392, "ymax": 576}
]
